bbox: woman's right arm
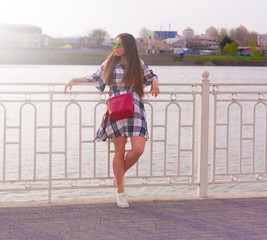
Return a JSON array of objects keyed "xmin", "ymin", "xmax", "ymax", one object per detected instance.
[
  {"xmin": 64, "ymin": 61, "xmax": 107, "ymax": 94},
  {"xmin": 64, "ymin": 77, "xmax": 88, "ymax": 94}
]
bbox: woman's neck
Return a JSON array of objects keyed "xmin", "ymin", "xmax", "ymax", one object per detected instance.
[{"xmin": 118, "ymin": 57, "xmax": 127, "ymax": 65}]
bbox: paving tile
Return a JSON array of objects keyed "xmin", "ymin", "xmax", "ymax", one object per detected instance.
[{"xmin": 0, "ymin": 197, "xmax": 267, "ymax": 239}]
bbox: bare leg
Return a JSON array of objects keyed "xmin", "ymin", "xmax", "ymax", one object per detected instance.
[
  {"xmin": 124, "ymin": 136, "xmax": 146, "ymax": 173},
  {"xmin": 112, "ymin": 136, "xmax": 126, "ymax": 193}
]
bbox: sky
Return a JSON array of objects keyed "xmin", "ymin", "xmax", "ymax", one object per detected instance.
[{"xmin": 0, "ymin": 0, "xmax": 266, "ymax": 38}]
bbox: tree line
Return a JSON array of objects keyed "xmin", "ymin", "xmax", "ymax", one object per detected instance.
[
  {"xmin": 88, "ymin": 25, "xmax": 259, "ymax": 45},
  {"xmin": 53, "ymin": 26, "xmax": 263, "ymax": 56}
]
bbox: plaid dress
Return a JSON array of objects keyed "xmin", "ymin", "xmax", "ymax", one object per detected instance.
[{"xmin": 86, "ymin": 59, "xmax": 157, "ymax": 141}]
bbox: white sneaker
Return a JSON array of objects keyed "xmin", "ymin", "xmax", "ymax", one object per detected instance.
[{"xmin": 115, "ymin": 191, "xmax": 129, "ymax": 208}]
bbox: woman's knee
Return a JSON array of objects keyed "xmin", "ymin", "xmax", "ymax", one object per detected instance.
[
  {"xmin": 132, "ymin": 146, "xmax": 145, "ymax": 157},
  {"xmin": 130, "ymin": 136, "xmax": 146, "ymax": 157}
]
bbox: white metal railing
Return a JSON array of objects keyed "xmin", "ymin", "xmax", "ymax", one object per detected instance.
[
  {"xmin": 0, "ymin": 71, "xmax": 267, "ymax": 203},
  {"xmin": 210, "ymin": 81, "xmax": 267, "ymax": 185}
]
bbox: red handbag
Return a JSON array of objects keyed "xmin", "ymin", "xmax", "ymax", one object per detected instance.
[{"xmin": 107, "ymin": 93, "xmax": 134, "ymax": 121}]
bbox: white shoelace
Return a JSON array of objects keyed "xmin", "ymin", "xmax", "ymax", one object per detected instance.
[{"xmin": 117, "ymin": 192, "xmax": 129, "ymax": 203}]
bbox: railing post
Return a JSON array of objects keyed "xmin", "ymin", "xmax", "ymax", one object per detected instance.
[
  {"xmin": 198, "ymin": 71, "xmax": 210, "ymax": 198},
  {"xmin": 48, "ymin": 89, "xmax": 53, "ymax": 203}
]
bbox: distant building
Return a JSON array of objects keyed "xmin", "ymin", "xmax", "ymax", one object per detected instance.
[
  {"xmin": 153, "ymin": 31, "xmax": 178, "ymax": 39},
  {"xmin": 205, "ymin": 26, "xmax": 218, "ymax": 40},
  {"xmin": 102, "ymin": 38, "xmax": 113, "ymax": 48},
  {"xmin": 76, "ymin": 37, "xmax": 91, "ymax": 48},
  {"xmin": 182, "ymin": 27, "xmax": 194, "ymax": 40},
  {"xmin": 238, "ymin": 47, "xmax": 251, "ymax": 56},
  {"xmin": 59, "ymin": 37, "xmax": 80, "ymax": 45},
  {"xmin": 59, "ymin": 43, "xmax": 74, "ymax": 49},
  {"xmin": 0, "ymin": 23, "xmax": 42, "ymax": 48},
  {"xmin": 237, "ymin": 25, "xmax": 248, "ymax": 33},
  {"xmin": 137, "ymin": 39, "xmax": 169, "ymax": 54},
  {"xmin": 187, "ymin": 34, "xmax": 217, "ymax": 50},
  {"xmin": 164, "ymin": 38, "xmax": 186, "ymax": 48},
  {"xmin": 259, "ymin": 34, "xmax": 267, "ymax": 47},
  {"xmin": 44, "ymin": 36, "xmax": 90, "ymax": 48}
]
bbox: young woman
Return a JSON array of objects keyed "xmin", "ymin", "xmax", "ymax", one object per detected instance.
[{"xmin": 64, "ymin": 33, "xmax": 159, "ymax": 208}]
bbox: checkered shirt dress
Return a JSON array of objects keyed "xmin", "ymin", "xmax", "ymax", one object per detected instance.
[{"xmin": 86, "ymin": 59, "xmax": 158, "ymax": 141}]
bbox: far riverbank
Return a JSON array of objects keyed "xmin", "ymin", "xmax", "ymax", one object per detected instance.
[{"xmin": 0, "ymin": 48, "xmax": 267, "ymax": 66}]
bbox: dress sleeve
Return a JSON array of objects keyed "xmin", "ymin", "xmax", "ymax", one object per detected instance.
[
  {"xmin": 85, "ymin": 61, "xmax": 106, "ymax": 91},
  {"xmin": 141, "ymin": 59, "xmax": 158, "ymax": 87}
]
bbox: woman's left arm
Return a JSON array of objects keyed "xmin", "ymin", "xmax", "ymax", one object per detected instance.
[{"xmin": 142, "ymin": 60, "xmax": 160, "ymax": 97}]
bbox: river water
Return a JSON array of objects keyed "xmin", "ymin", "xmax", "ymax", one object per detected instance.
[
  {"xmin": 0, "ymin": 64, "xmax": 267, "ymax": 84},
  {"xmin": 0, "ymin": 64, "xmax": 267, "ymax": 202}
]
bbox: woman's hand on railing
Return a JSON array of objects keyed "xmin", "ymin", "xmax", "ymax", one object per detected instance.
[
  {"xmin": 64, "ymin": 77, "xmax": 88, "ymax": 94},
  {"xmin": 150, "ymin": 78, "xmax": 160, "ymax": 97},
  {"xmin": 64, "ymin": 79, "xmax": 75, "ymax": 94}
]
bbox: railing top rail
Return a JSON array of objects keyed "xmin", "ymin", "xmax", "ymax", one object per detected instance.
[
  {"xmin": 1, "ymin": 82, "xmax": 267, "ymax": 86},
  {"xmin": 0, "ymin": 82, "xmax": 202, "ymax": 86},
  {"xmin": 0, "ymin": 83, "xmax": 67, "ymax": 86},
  {"xmin": 210, "ymin": 83, "xmax": 267, "ymax": 86}
]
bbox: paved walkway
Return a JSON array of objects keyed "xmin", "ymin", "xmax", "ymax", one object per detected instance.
[{"xmin": 0, "ymin": 197, "xmax": 267, "ymax": 240}]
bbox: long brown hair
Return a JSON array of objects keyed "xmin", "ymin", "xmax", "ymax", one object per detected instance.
[{"xmin": 104, "ymin": 33, "xmax": 144, "ymax": 96}]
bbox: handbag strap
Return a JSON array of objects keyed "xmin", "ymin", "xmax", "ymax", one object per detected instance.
[{"xmin": 104, "ymin": 111, "xmax": 109, "ymax": 125}]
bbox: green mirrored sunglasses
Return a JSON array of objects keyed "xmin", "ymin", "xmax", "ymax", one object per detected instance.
[{"xmin": 112, "ymin": 41, "xmax": 123, "ymax": 48}]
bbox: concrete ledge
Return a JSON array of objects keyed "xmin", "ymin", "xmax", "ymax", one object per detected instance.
[{"xmin": 1, "ymin": 191, "xmax": 267, "ymax": 208}]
